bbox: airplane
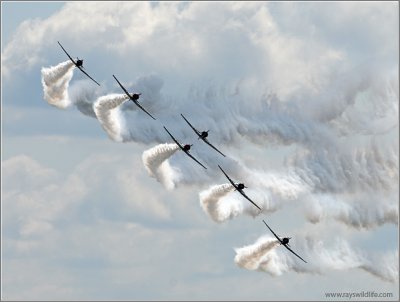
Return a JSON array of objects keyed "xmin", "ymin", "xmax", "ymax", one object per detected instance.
[
  {"xmin": 163, "ymin": 126, "xmax": 207, "ymax": 170},
  {"xmin": 262, "ymin": 220, "xmax": 307, "ymax": 263},
  {"xmin": 180, "ymin": 114, "xmax": 226, "ymax": 157},
  {"xmin": 217, "ymin": 165, "xmax": 262, "ymax": 211},
  {"xmin": 57, "ymin": 41, "xmax": 100, "ymax": 86},
  {"xmin": 112, "ymin": 75, "xmax": 156, "ymax": 120}
]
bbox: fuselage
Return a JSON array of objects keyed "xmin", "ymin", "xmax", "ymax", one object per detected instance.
[
  {"xmin": 183, "ymin": 144, "xmax": 191, "ymax": 151},
  {"xmin": 76, "ymin": 59, "xmax": 83, "ymax": 67},
  {"xmin": 237, "ymin": 183, "xmax": 245, "ymax": 190},
  {"xmin": 130, "ymin": 93, "xmax": 140, "ymax": 101},
  {"xmin": 200, "ymin": 131, "xmax": 208, "ymax": 139},
  {"xmin": 282, "ymin": 237, "xmax": 290, "ymax": 245}
]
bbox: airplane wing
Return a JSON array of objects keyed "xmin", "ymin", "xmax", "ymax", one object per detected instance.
[
  {"xmin": 183, "ymin": 150, "xmax": 207, "ymax": 170},
  {"xmin": 218, "ymin": 165, "xmax": 238, "ymax": 189},
  {"xmin": 238, "ymin": 189, "xmax": 262, "ymax": 211},
  {"xmin": 283, "ymin": 244, "xmax": 308, "ymax": 264},
  {"xmin": 57, "ymin": 41, "xmax": 76, "ymax": 65},
  {"xmin": 262, "ymin": 220, "xmax": 284, "ymax": 244},
  {"xmin": 203, "ymin": 138, "xmax": 226, "ymax": 157},
  {"xmin": 180, "ymin": 114, "xmax": 202, "ymax": 137},
  {"xmin": 113, "ymin": 75, "xmax": 132, "ymax": 99},
  {"xmin": 163, "ymin": 126, "xmax": 184, "ymax": 150},
  {"xmin": 133, "ymin": 101, "xmax": 156, "ymax": 120},
  {"xmin": 77, "ymin": 66, "xmax": 100, "ymax": 86},
  {"xmin": 113, "ymin": 75, "xmax": 155, "ymax": 119}
]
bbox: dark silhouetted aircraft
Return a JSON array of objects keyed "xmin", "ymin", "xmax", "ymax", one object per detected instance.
[
  {"xmin": 262, "ymin": 220, "xmax": 307, "ymax": 263},
  {"xmin": 57, "ymin": 41, "xmax": 100, "ymax": 86},
  {"xmin": 218, "ymin": 165, "xmax": 261, "ymax": 211},
  {"xmin": 180, "ymin": 114, "xmax": 226, "ymax": 157},
  {"xmin": 113, "ymin": 75, "xmax": 156, "ymax": 120},
  {"xmin": 164, "ymin": 126, "xmax": 207, "ymax": 170}
]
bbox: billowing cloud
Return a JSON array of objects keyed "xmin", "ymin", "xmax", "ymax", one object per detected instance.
[
  {"xmin": 2, "ymin": 154, "xmax": 171, "ymax": 238},
  {"xmin": 3, "ymin": 2, "xmax": 397, "ymax": 107}
]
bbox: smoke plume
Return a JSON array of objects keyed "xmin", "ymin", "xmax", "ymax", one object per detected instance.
[
  {"xmin": 199, "ymin": 184, "xmax": 236, "ymax": 222},
  {"xmin": 234, "ymin": 237, "xmax": 279, "ymax": 270},
  {"xmin": 93, "ymin": 94, "xmax": 129, "ymax": 142},
  {"xmin": 41, "ymin": 60, "xmax": 75, "ymax": 108},
  {"xmin": 142, "ymin": 143, "xmax": 180, "ymax": 190}
]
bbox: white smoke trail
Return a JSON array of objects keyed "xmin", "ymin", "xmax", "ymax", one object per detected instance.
[
  {"xmin": 292, "ymin": 142, "xmax": 399, "ymax": 193},
  {"xmin": 235, "ymin": 235, "xmax": 398, "ymax": 283},
  {"xmin": 41, "ymin": 60, "xmax": 75, "ymax": 109},
  {"xmin": 360, "ymin": 251, "xmax": 399, "ymax": 284},
  {"xmin": 305, "ymin": 193, "xmax": 399, "ymax": 229},
  {"xmin": 199, "ymin": 184, "xmax": 236, "ymax": 222},
  {"xmin": 234, "ymin": 236, "xmax": 279, "ymax": 270},
  {"xmin": 42, "ymin": 66, "xmax": 397, "ymax": 151},
  {"xmin": 248, "ymin": 169, "xmax": 311, "ymax": 201},
  {"xmin": 142, "ymin": 143, "xmax": 180, "ymax": 190},
  {"xmin": 93, "ymin": 94, "xmax": 129, "ymax": 142},
  {"xmin": 65, "ymin": 73, "xmax": 335, "ymax": 148}
]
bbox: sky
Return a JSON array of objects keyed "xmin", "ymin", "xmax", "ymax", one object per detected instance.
[{"xmin": 1, "ymin": 1, "xmax": 399, "ymax": 300}]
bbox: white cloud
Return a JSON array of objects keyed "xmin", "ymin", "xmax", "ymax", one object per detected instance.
[
  {"xmin": 4, "ymin": 2, "xmax": 396, "ymax": 100},
  {"xmin": 2, "ymin": 154, "xmax": 59, "ymax": 191},
  {"xmin": 2, "ymin": 153, "xmax": 172, "ymax": 239}
]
